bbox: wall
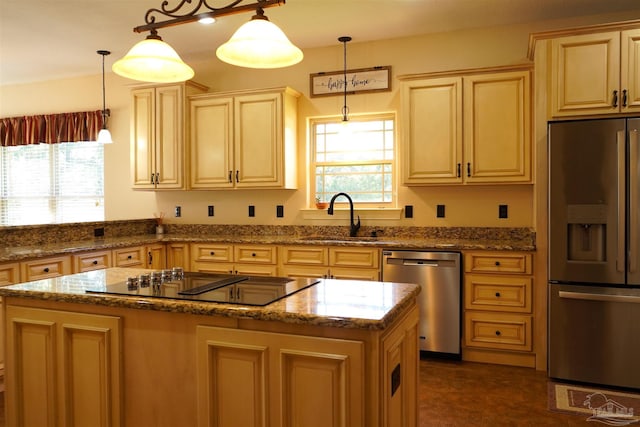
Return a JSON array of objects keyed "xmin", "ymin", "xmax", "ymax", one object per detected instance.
[{"xmin": 2, "ymin": 10, "xmax": 639, "ymax": 229}]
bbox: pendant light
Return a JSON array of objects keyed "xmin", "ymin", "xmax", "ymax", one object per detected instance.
[
  {"xmin": 97, "ymin": 50, "xmax": 113, "ymax": 144},
  {"xmin": 216, "ymin": 8, "xmax": 303, "ymax": 69},
  {"xmin": 112, "ymin": 30, "xmax": 194, "ymax": 83},
  {"xmin": 339, "ymin": 36, "xmax": 352, "ymax": 122}
]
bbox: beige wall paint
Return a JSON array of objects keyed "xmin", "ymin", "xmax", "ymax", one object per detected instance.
[{"xmin": 2, "ymin": 11, "xmax": 639, "ymax": 228}]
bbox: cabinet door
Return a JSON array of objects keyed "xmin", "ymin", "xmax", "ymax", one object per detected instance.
[
  {"xmin": 167, "ymin": 242, "xmax": 190, "ymax": 270},
  {"xmin": 5, "ymin": 305, "xmax": 122, "ymax": 427},
  {"xmin": 621, "ymin": 29, "xmax": 640, "ymax": 112},
  {"xmin": 147, "ymin": 243, "xmax": 166, "ymax": 270},
  {"xmin": 550, "ymin": 32, "xmax": 620, "ymax": 116},
  {"xmin": 0, "ymin": 262, "xmax": 20, "ymax": 286},
  {"xmin": 196, "ymin": 326, "xmax": 364, "ymax": 427},
  {"xmin": 234, "ymin": 92, "xmax": 283, "ymax": 187},
  {"xmin": 131, "ymin": 88, "xmax": 156, "ymax": 188},
  {"xmin": 463, "ymin": 70, "xmax": 531, "ymax": 182},
  {"xmin": 155, "ymin": 85, "xmax": 184, "ymax": 189},
  {"xmin": 401, "ymin": 77, "xmax": 463, "ymax": 184},
  {"xmin": 189, "ymin": 96, "xmax": 234, "ymax": 188}
]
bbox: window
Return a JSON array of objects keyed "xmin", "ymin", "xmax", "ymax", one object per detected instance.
[
  {"xmin": 312, "ymin": 113, "xmax": 395, "ymax": 206},
  {"xmin": 0, "ymin": 142, "xmax": 104, "ymax": 226}
]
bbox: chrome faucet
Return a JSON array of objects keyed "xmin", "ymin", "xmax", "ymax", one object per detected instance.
[{"xmin": 328, "ymin": 192, "xmax": 361, "ymax": 237}]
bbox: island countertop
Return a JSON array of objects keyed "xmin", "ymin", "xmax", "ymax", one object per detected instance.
[{"xmin": 0, "ymin": 267, "xmax": 421, "ymax": 330}]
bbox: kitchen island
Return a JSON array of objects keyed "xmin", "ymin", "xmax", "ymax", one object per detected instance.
[{"xmin": 0, "ymin": 267, "xmax": 420, "ymax": 427}]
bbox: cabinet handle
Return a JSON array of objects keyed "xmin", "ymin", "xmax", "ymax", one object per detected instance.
[
  {"xmin": 93, "ymin": 260, "xmax": 98, "ymax": 265},
  {"xmin": 148, "ymin": 251, "xmax": 153, "ymax": 265},
  {"xmin": 623, "ymin": 89, "xmax": 628, "ymax": 107},
  {"xmin": 150, "ymin": 173, "xmax": 154, "ymax": 184},
  {"xmin": 467, "ymin": 162, "xmax": 471, "ymax": 177},
  {"xmin": 235, "ymin": 170, "xmax": 239, "ymax": 183},
  {"xmin": 43, "ymin": 267, "xmax": 50, "ymax": 273},
  {"xmin": 495, "ymin": 330, "xmax": 501, "ymax": 336},
  {"xmin": 456, "ymin": 163, "xmax": 461, "ymax": 178},
  {"xmin": 495, "ymin": 292, "xmax": 501, "ymax": 298},
  {"xmin": 613, "ymin": 90, "xmax": 619, "ymax": 107},
  {"xmin": 228, "ymin": 171, "xmax": 232, "ymax": 183}
]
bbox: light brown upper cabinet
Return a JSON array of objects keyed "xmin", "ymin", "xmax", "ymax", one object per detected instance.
[
  {"xmin": 400, "ymin": 67, "xmax": 531, "ymax": 185},
  {"xmin": 550, "ymin": 29, "xmax": 640, "ymax": 117},
  {"xmin": 189, "ymin": 87, "xmax": 299, "ymax": 190},
  {"xmin": 131, "ymin": 82, "xmax": 207, "ymax": 190}
]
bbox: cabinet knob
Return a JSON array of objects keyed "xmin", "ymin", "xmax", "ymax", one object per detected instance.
[
  {"xmin": 251, "ymin": 253, "xmax": 256, "ymax": 257},
  {"xmin": 93, "ymin": 260, "xmax": 98, "ymax": 265},
  {"xmin": 495, "ymin": 292, "xmax": 501, "ymax": 298},
  {"xmin": 43, "ymin": 267, "xmax": 50, "ymax": 273},
  {"xmin": 495, "ymin": 261, "xmax": 501, "ymax": 266},
  {"xmin": 210, "ymin": 251, "xmax": 215, "ymax": 256},
  {"xmin": 495, "ymin": 330, "xmax": 501, "ymax": 336},
  {"xmin": 127, "ymin": 255, "xmax": 132, "ymax": 259}
]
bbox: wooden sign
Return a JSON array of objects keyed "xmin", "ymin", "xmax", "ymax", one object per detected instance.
[{"xmin": 310, "ymin": 66, "xmax": 391, "ymax": 98}]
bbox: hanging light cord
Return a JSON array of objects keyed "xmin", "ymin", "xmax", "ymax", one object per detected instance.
[
  {"xmin": 98, "ymin": 50, "xmax": 111, "ymax": 127},
  {"xmin": 339, "ymin": 36, "xmax": 351, "ymax": 122}
]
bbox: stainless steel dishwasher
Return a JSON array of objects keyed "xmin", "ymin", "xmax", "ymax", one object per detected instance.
[{"xmin": 382, "ymin": 250, "xmax": 461, "ymax": 357}]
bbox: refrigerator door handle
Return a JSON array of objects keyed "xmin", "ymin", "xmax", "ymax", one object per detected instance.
[
  {"xmin": 630, "ymin": 129, "xmax": 638, "ymax": 273},
  {"xmin": 617, "ymin": 130, "xmax": 626, "ymax": 273},
  {"xmin": 559, "ymin": 290, "xmax": 640, "ymax": 304}
]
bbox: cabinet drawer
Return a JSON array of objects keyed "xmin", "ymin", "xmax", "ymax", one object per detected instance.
[
  {"xmin": 191, "ymin": 244, "xmax": 233, "ymax": 263},
  {"xmin": 465, "ymin": 312, "xmax": 532, "ymax": 352},
  {"xmin": 73, "ymin": 250, "xmax": 112, "ymax": 273},
  {"xmin": 280, "ymin": 246, "xmax": 328, "ymax": 265},
  {"xmin": 20, "ymin": 256, "xmax": 71, "ymax": 281},
  {"xmin": 330, "ymin": 267, "xmax": 380, "ymax": 281},
  {"xmin": 113, "ymin": 247, "xmax": 145, "ymax": 267},
  {"xmin": 0, "ymin": 262, "xmax": 20, "ymax": 286},
  {"xmin": 330, "ymin": 247, "xmax": 380, "ymax": 268},
  {"xmin": 465, "ymin": 275, "xmax": 532, "ymax": 313},
  {"xmin": 464, "ymin": 252, "xmax": 531, "ymax": 274},
  {"xmin": 234, "ymin": 245, "xmax": 276, "ymax": 264}
]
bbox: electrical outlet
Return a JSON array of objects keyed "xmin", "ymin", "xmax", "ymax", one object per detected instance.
[
  {"xmin": 208, "ymin": 205, "xmax": 214, "ymax": 217},
  {"xmin": 175, "ymin": 206, "xmax": 181, "ymax": 217},
  {"xmin": 276, "ymin": 205, "xmax": 284, "ymax": 218},
  {"xmin": 499, "ymin": 204, "xmax": 508, "ymax": 219},
  {"xmin": 94, "ymin": 227, "xmax": 104, "ymax": 237},
  {"xmin": 248, "ymin": 205, "xmax": 255, "ymax": 217},
  {"xmin": 436, "ymin": 204, "xmax": 445, "ymax": 218},
  {"xmin": 405, "ymin": 205, "xmax": 413, "ymax": 218}
]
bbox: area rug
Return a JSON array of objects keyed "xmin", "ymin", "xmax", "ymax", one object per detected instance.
[{"xmin": 549, "ymin": 381, "xmax": 640, "ymax": 425}]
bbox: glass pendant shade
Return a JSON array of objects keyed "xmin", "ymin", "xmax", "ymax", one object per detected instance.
[
  {"xmin": 112, "ymin": 35, "xmax": 194, "ymax": 83},
  {"xmin": 97, "ymin": 128, "xmax": 113, "ymax": 144},
  {"xmin": 216, "ymin": 16, "xmax": 303, "ymax": 69}
]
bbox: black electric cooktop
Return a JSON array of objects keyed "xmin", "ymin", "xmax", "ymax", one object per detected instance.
[{"xmin": 86, "ymin": 272, "xmax": 320, "ymax": 306}]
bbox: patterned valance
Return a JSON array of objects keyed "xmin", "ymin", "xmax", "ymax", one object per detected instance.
[{"xmin": 0, "ymin": 110, "xmax": 104, "ymax": 146}]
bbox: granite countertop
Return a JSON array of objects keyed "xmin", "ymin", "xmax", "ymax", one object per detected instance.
[
  {"xmin": 0, "ymin": 231, "xmax": 535, "ymax": 263},
  {"xmin": 0, "ymin": 268, "xmax": 421, "ymax": 330}
]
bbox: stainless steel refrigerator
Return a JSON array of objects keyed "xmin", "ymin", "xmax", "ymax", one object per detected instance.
[{"xmin": 548, "ymin": 118, "xmax": 640, "ymax": 389}]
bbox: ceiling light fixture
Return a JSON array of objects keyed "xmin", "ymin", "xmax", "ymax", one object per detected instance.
[
  {"xmin": 112, "ymin": 0, "xmax": 301, "ymax": 83},
  {"xmin": 97, "ymin": 50, "xmax": 113, "ymax": 144},
  {"xmin": 339, "ymin": 36, "xmax": 352, "ymax": 122}
]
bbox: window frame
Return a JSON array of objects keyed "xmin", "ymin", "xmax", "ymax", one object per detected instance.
[{"xmin": 308, "ymin": 112, "xmax": 397, "ymax": 209}]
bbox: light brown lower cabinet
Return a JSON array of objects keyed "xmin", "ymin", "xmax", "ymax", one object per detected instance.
[
  {"xmin": 3, "ymin": 294, "xmax": 418, "ymax": 427},
  {"xmin": 4, "ymin": 305, "xmax": 122, "ymax": 427}
]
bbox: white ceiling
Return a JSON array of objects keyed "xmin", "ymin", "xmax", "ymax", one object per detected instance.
[{"xmin": 2, "ymin": 0, "xmax": 640, "ymax": 85}]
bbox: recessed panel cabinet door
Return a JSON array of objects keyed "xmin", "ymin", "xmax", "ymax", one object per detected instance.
[
  {"xmin": 401, "ymin": 77, "xmax": 463, "ymax": 184},
  {"xmin": 155, "ymin": 85, "xmax": 184, "ymax": 188},
  {"xmin": 130, "ymin": 88, "xmax": 155, "ymax": 188},
  {"xmin": 550, "ymin": 31, "xmax": 620, "ymax": 116},
  {"xmin": 235, "ymin": 92, "xmax": 283, "ymax": 187},
  {"xmin": 463, "ymin": 70, "xmax": 531, "ymax": 182},
  {"xmin": 190, "ymin": 96, "xmax": 234, "ymax": 188},
  {"xmin": 5, "ymin": 305, "xmax": 122, "ymax": 427},
  {"xmin": 622, "ymin": 28, "xmax": 640, "ymax": 112}
]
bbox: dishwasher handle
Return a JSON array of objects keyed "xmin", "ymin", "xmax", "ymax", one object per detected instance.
[{"xmin": 402, "ymin": 259, "xmax": 440, "ymax": 266}]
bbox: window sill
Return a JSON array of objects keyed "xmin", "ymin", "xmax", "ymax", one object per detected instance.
[{"xmin": 301, "ymin": 207, "xmax": 403, "ymax": 221}]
